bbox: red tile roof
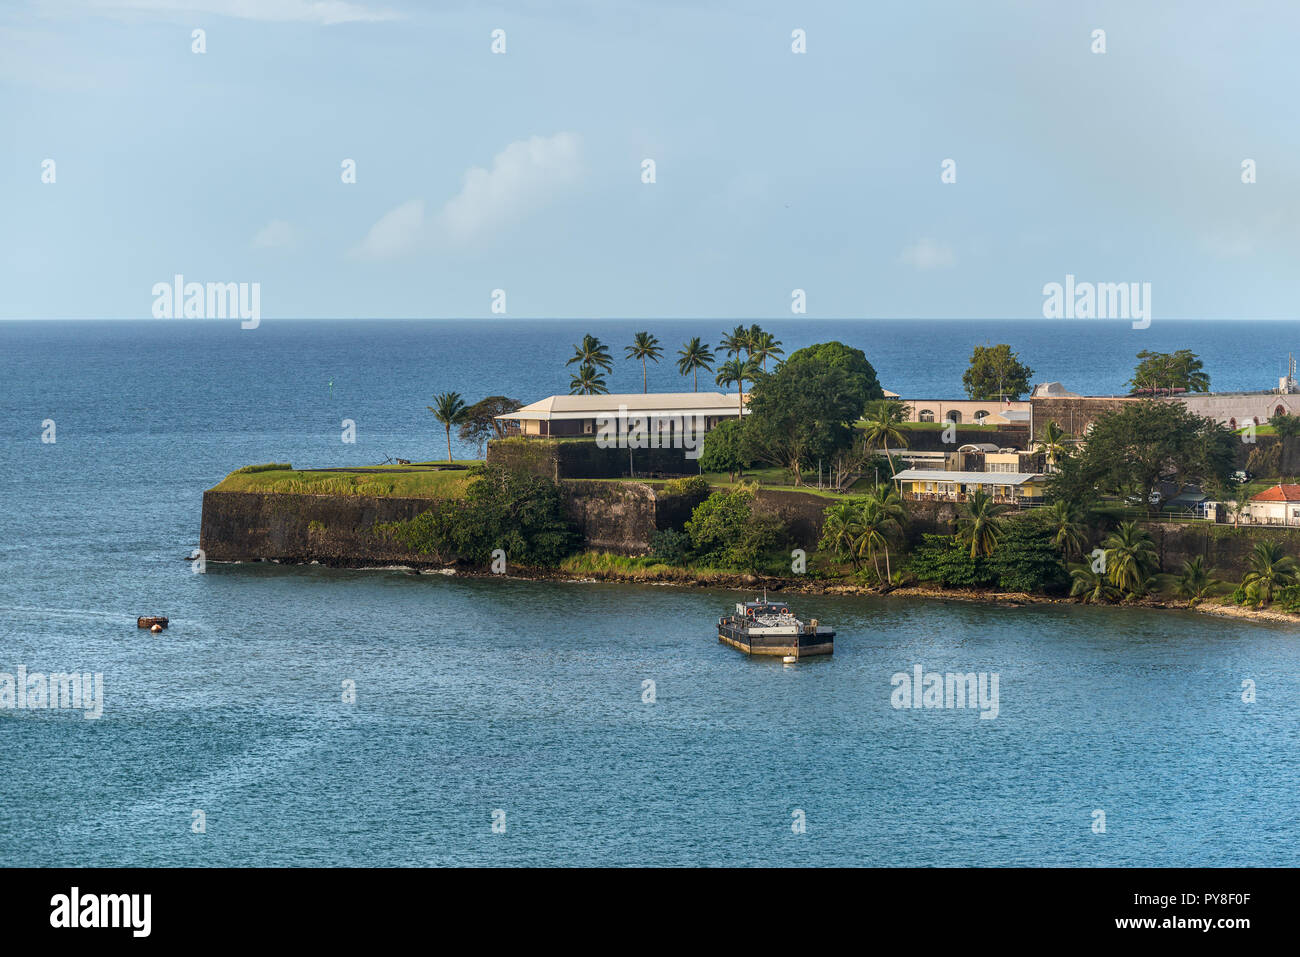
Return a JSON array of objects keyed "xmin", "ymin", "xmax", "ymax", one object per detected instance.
[{"xmin": 1250, "ymin": 484, "xmax": 1300, "ymax": 503}]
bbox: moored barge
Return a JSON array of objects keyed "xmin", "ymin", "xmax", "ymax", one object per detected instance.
[{"xmin": 718, "ymin": 598, "xmax": 834, "ymax": 658}]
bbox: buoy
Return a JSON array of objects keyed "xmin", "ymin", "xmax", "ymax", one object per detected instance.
[
  {"xmin": 782, "ymin": 655, "xmax": 797, "ymax": 664},
  {"xmin": 150, "ymin": 624, "xmax": 163, "ymax": 633}
]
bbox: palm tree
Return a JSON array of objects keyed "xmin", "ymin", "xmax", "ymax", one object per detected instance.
[
  {"xmin": 956, "ymin": 488, "xmax": 1007, "ymax": 558},
  {"xmin": 1241, "ymin": 540, "xmax": 1298, "ymax": 606},
  {"xmin": 428, "ymin": 391, "xmax": 468, "ymax": 463},
  {"xmin": 1174, "ymin": 556, "xmax": 1221, "ymax": 607},
  {"xmin": 748, "ymin": 327, "xmax": 784, "ymax": 371},
  {"xmin": 1036, "ymin": 420, "xmax": 1069, "ymax": 472},
  {"xmin": 1043, "ymin": 500, "xmax": 1088, "ymax": 559},
  {"xmin": 624, "ymin": 332, "xmax": 663, "ymax": 393},
  {"xmin": 568, "ymin": 363, "xmax": 609, "ymax": 396},
  {"xmin": 715, "ymin": 357, "xmax": 757, "ymax": 417},
  {"xmin": 720, "ymin": 325, "xmax": 752, "ymax": 359},
  {"xmin": 860, "ymin": 401, "xmax": 909, "ymax": 477},
  {"xmin": 676, "ymin": 337, "xmax": 715, "ymax": 391},
  {"xmin": 819, "ymin": 502, "xmax": 866, "ymax": 571},
  {"xmin": 861, "ymin": 486, "xmax": 907, "ymax": 583},
  {"xmin": 567, "ymin": 334, "xmax": 613, "ymax": 374},
  {"xmin": 1069, "ymin": 564, "xmax": 1119, "ymax": 603},
  {"xmin": 1101, "ymin": 521, "xmax": 1159, "ymax": 596}
]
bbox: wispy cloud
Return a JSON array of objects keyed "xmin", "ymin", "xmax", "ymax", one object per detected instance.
[
  {"xmin": 434, "ymin": 132, "xmax": 583, "ymax": 245},
  {"xmin": 85, "ymin": 0, "xmax": 402, "ymax": 25},
  {"xmin": 350, "ymin": 199, "xmax": 425, "ymax": 261},
  {"xmin": 898, "ymin": 238, "xmax": 956, "ymax": 270}
]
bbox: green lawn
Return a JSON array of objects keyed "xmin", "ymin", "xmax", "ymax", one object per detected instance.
[{"xmin": 211, "ymin": 462, "xmax": 482, "ymax": 499}]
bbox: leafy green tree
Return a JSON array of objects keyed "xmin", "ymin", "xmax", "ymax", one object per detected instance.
[
  {"xmin": 1129, "ymin": 349, "xmax": 1210, "ymax": 394},
  {"xmin": 744, "ymin": 350, "xmax": 869, "ymax": 485},
  {"xmin": 457, "ymin": 395, "xmax": 522, "ymax": 455},
  {"xmin": 1101, "ymin": 521, "xmax": 1158, "ymax": 596},
  {"xmin": 956, "ymin": 489, "xmax": 1007, "ymax": 558},
  {"xmin": 907, "ymin": 534, "xmax": 997, "ymax": 588},
  {"xmin": 986, "ymin": 521, "xmax": 1070, "ymax": 593},
  {"xmin": 1241, "ymin": 540, "xmax": 1298, "ymax": 606},
  {"xmin": 568, "ymin": 363, "xmax": 609, "ymax": 396},
  {"xmin": 819, "ymin": 502, "xmax": 866, "ymax": 571},
  {"xmin": 676, "ymin": 337, "xmax": 716, "ymax": 391},
  {"xmin": 1036, "ymin": 420, "xmax": 1069, "ymax": 471},
  {"xmin": 1073, "ymin": 401, "xmax": 1235, "ymax": 506},
  {"xmin": 698, "ymin": 418, "xmax": 752, "ymax": 481},
  {"xmin": 860, "ymin": 400, "xmax": 909, "ymax": 477},
  {"xmin": 567, "ymin": 334, "xmax": 613, "ymax": 374},
  {"xmin": 625, "ymin": 332, "xmax": 663, "ymax": 393},
  {"xmin": 961, "ymin": 344, "xmax": 1034, "ymax": 400},
  {"xmin": 684, "ymin": 484, "xmax": 789, "ymax": 571},
  {"xmin": 428, "ymin": 391, "xmax": 468, "ymax": 462},
  {"xmin": 1174, "ymin": 556, "xmax": 1221, "ymax": 606},
  {"xmin": 782, "ymin": 341, "xmax": 884, "ymax": 405}
]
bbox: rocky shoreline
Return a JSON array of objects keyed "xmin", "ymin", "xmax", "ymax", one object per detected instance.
[{"xmin": 228, "ymin": 554, "xmax": 1300, "ymax": 627}]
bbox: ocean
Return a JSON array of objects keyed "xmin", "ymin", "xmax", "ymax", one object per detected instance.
[{"xmin": 1, "ymin": 318, "xmax": 1298, "ymax": 866}]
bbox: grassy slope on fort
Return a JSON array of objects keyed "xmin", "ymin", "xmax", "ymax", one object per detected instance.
[{"xmin": 210, "ymin": 462, "xmax": 479, "ymax": 499}]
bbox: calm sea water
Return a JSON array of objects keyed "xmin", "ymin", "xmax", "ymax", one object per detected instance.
[{"xmin": 2, "ymin": 318, "xmax": 1299, "ymax": 866}]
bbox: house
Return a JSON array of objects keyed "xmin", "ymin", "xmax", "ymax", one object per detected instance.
[
  {"xmin": 1241, "ymin": 484, "xmax": 1300, "ymax": 526},
  {"xmin": 494, "ymin": 392, "xmax": 744, "ymax": 438},
  {"xmin": 898, "ymin": 398, "xmax": 1031, "ymax": 426},
  {"xmin": 891, "ymin": 467, "xmax": 1047, "ymax": 504}
]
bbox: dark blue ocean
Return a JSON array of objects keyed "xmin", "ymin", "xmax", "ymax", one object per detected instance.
[{"xmin": 2, "ymin": 318, "xmax": 1299, "ymax": 866}]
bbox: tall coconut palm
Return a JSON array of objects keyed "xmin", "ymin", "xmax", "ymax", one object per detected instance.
[
  {"xmin": 1036, "ymin": 420, "xmax": 1069, "ymax": 471},
  {"xmin": 568, "ymin": 363, "xmax": 609, "ymax": 396},
  {"xmin": 860, "ymin": 401, "xmax": 909, "ymax": 477},
  {"xmin": 676, "ymin": 337, "xmax": 715, "ymax": 391},
  {"xmin": 567, "ymin": 334, "xmax": 613, "ymax": 374},
  {"xmin": 715, "ymin": 357, "xmax": 757, "ymax": 417},
  {"xmin": 1101, "ymin": 521, "xmax": 1158, "ymax": 596},
  {"xmin": 1242, "ymin": 540, "xmax": 1297, "ymax": 606},
  {"xmin": 428, "ymin": 391, "xmax": 468, "ymax": 463},
  {"xmin": 1043, "ymin": 500, "xmax": 1088, "ymax": 559},
  {"xmin": 720, "ymin": 325, "xmax": 752, "ymax": 359},
  {"xmin": 861, "ymin": 486, "xmax": 907, "ymax": 582},
  {"xmin": 748, "ymin": 329, "xmax": 784, "ymax": 372},
  {"xmin": 1174, "ymin": 556, "xmax": 1221, "ymax": 607},
  {"xmin": 956, "ymin": 488, "xmax": 1007, "ymax": 559},
  {"xmin": 624, "ymin": 332, "xmax": 663, "ymax": 393},
  {"xmin": 1069, "ymin": 564, "xmax": 1119, "ymax": 604}
]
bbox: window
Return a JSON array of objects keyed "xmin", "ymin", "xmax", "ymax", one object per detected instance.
[
  {"xmin": 946, "ymin": 410, "xmax": 962, "ymax": 424},
  {"xmin": 583, "ymin": 420, "xmax": 594, "ymax": 435},
  {"xmin": 1229, "ymin": 418, "xmax": 1237, "ymax": 429},
  {"xmin": 974, "ymin": 410, "xmax": 990, "ymax": 423},
  {"xmin": 919, "ymin": 409, "xmax": 935, "ymax": 423}
]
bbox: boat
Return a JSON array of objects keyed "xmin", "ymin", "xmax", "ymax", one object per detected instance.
[{"xmin": 717, "ymin": 594, "xmax": 834, "ymax": 658}]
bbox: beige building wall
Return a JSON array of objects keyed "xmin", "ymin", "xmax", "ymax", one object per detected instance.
[{"xmin": 901, "ymin": 399, "xmax": 1030, "ymax": 425}]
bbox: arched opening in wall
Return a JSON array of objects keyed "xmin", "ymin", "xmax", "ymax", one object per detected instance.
[
  {"xmin": 1253, "ymin": 417, "xmax": 1260, "ymax": 426},
  {"xmin": 1229, "ymin": 418, "xmax": 1237, "ymax": 429},
  {"xmin": 974, "ymin": 410, "xmax": 990, "ymax": 423},
  {"xmin": 1277, "ymin": 405, "xmax": 1286, "ymax": 417},
  {"xmin": 919, "ymin": 409, "xmax": 934, "ymax": 423},
  {"xmin": 945, "ymin": 410, "xmax": 962, "ymax": 424}
]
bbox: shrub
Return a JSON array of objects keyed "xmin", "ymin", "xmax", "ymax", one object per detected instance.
[
  {"xmin": 648, "ymin": 528, "xmax": 690, "ymax": 565},
  {"xmin": 661, "ymin": 475, "xmax": 711, "ymax": 499},
  {"xmin": 234, "ymin": 462, "xmax": 292, "ymax": 474}
]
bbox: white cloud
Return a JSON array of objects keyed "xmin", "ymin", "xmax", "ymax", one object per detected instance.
[
  {"xmin": 434, "ymin": 132, "xmax": 582, "ymax": 245},
  {"xmin": 898, "ymin": 238, "xmax": 956, "ymax": 270},
  {"xmin": 86, "ymin": 0, "xmax": 401, "ymax": 25},
  {"xmin": 251, "ymin": 219, "xmax": 297, "ymax": 249},
  {"xmin": 350, "ymin": 199, "xmax": 425, "ymax": 261}
]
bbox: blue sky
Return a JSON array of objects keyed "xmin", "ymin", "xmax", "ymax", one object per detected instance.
[{"xmin": 2, "ymin": 0, "xmax": 1297, "ymax": 319}]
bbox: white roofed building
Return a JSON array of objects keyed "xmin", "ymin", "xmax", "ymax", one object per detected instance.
[{"xmin": 495, "ymin": 392, "xmax": 746, "ymax": 438}]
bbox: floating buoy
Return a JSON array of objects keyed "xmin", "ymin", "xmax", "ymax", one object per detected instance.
[
  {"xmin": 782, "ymin": 655, "xmax": 797, "ymax": 664},
  {"xmin": 150, "ymin": 624, "xmax": 163, "ymax": 633},
  {"xmin": 137, "ymin": 616, "xmax": 168, "ymax": 629}
]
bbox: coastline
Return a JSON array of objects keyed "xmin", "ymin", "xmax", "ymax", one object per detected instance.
[{"xmin": 216, "ymin": 555, "xmax": 1300, "ymax": 628}]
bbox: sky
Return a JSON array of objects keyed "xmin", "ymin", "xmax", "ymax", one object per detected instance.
[{"xmin": 1, "ymin": 0, "xmax": 1298, "ymax": 320}]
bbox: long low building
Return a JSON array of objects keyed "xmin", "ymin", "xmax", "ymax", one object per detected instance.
[
  {"xmin": 496, "ymin": 392, "xmax": 744, "ymax": 437},
  {"xmin": 892, "ymin": 467, "xmax": 1047, "ymax": 504}
]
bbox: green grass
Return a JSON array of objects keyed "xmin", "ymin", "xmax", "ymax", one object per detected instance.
[{"xmin": 211, "ymin": 463, "xmax": 481, "ymax": 499}]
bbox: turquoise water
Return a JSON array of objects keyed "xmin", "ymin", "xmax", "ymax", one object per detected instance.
[{"xmin": 2, "ymin": 319, "xmax": 1299, "ymax": 866}]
